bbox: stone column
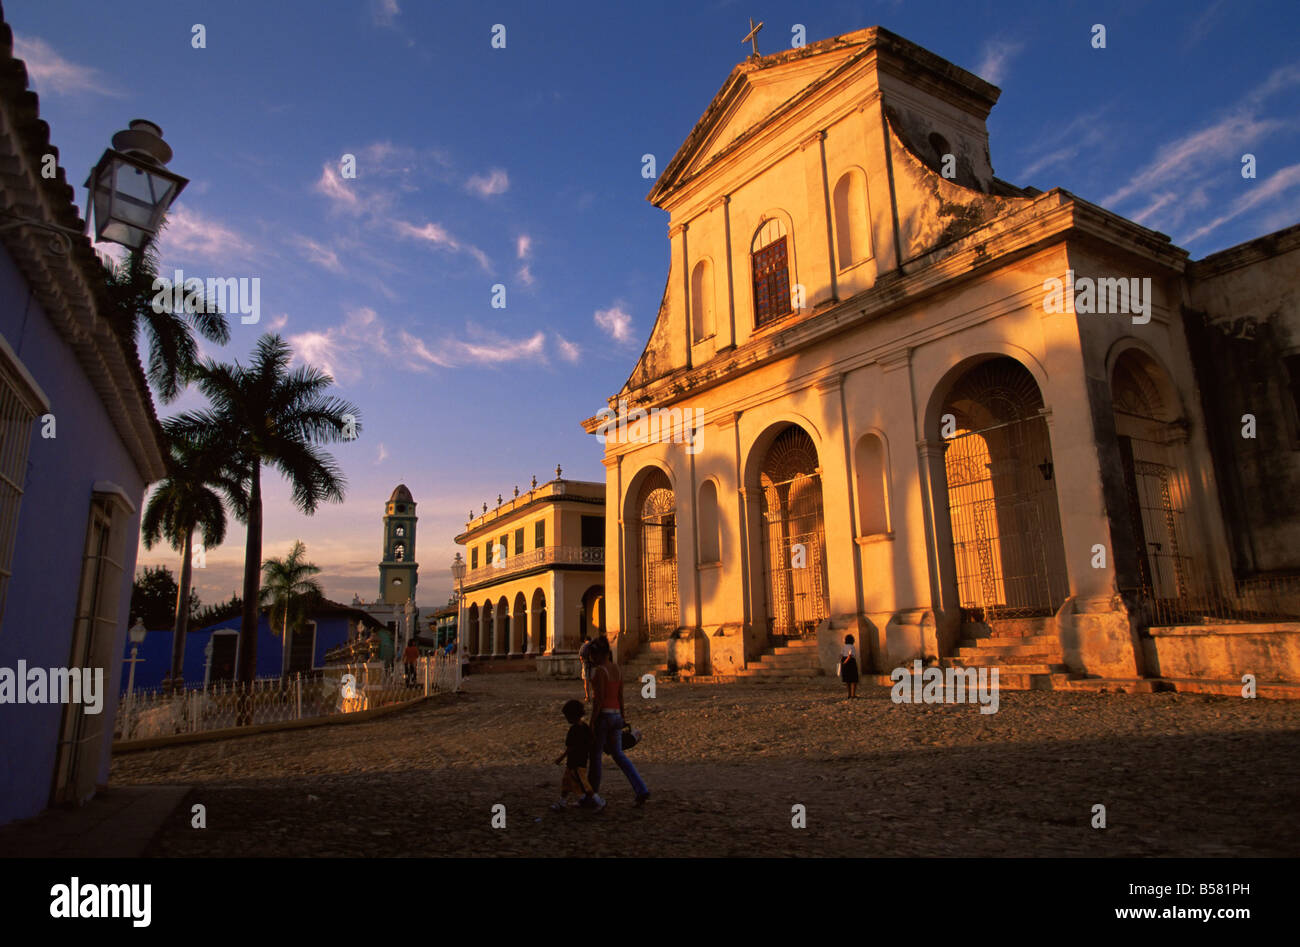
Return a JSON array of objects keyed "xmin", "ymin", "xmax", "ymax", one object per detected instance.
[
  {"xmin": 550, "ymin": 571, "xmax": 568, "ymax": 653},
  {"xmin": 916, "ymin": 439, "xmax": 959, "ymax": 655},
  {"xmin": 814, "ymin": 373, "xmax": 858, "ymax": 618},
  {"xmin": 493, "ymin": 606, "xmax": 507, "ymax": 657}
]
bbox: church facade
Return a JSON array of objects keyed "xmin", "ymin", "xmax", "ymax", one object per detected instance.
[{"xmin": 583, "ymin": 27, "xmax": 1300, "ymax": 692}]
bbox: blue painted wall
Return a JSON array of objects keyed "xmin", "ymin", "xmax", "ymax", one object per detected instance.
[
  {"xmin": 0, "ymin": 244, "xmax": 149, "ymax": 826},
  {"xmin": 119, "ymin": 612, "xmax": 358, "ymax": 692}
]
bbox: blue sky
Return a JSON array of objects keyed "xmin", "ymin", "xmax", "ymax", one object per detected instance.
[{"xmin": 10, "ymin": 0, "xmax": 1300, "ymax": 609}]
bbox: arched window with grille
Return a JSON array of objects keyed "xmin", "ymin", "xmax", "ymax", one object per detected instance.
[{"xmin": 751, "ymin": 218, "xmax": 791, "ymax": 327}]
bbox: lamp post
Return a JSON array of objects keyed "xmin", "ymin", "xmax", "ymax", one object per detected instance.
[
  {"xmin": 84, "ymin": 120, "xmax": 188, "ymax": 250},
  {"xmin": 0, "ymin": 119, "xmax": 186, "ymax": 255},
  {"xmin": 451, "ymin": 553, "xmax": 466, "ymax": 689},
  {"xmin": 125, "ymin": 618, "xmax": 147, "ymax": 707}
]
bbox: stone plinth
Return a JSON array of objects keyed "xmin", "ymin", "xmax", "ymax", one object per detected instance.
[
  {"xmin": 537, "ymin": 653, "xmax": 582, "ymax": 679},
  {"xmin": 1142, "ymin": 622, "xmax": 1300, "ymax": 683}
]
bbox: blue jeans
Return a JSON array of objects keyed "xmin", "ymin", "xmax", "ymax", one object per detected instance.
[{"xmin": 589, "ymin": 711, "xmax": 648, "ymax": 797}]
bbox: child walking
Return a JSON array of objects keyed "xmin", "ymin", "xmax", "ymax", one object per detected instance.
[
  {"xmin": 552, "ymin": 699, "xmax": 605, "ymax": 811},
  {"xmin": 840, "ymin": 633, "xmax": 860, "ymax": 699}
]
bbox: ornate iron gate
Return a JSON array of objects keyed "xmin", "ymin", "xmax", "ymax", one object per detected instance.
[
  {"xmin": 941, "ymin": 359, "xmax": 1069, "ymax": 620},
  {"xmin": 944, "ymin": 416, "xmax": 1069, "ymax": 618},
  {"xmin": 639, "ymin": 474, "xmax": 678, "ymax": 640},
  {"xmin": 1116, "ymin": 431, "xmax": 1212, "ymax": 625},
  {"xmin": 759, "ymin": 427, "xmax": 829, "ymax": 638}
]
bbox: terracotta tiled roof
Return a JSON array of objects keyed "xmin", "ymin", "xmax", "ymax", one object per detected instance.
[{"xmin": 0, "ymin": 2, "xmax": 166, "ymax": 482}]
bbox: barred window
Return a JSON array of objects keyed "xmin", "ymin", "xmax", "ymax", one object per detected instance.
[
  {"xmin": 751, "ymin": 218, "xmax": 791, "ymax": 327},
  {"xmin": 0, "ymin": 338, "xmax": 48, "ymax": 626}
]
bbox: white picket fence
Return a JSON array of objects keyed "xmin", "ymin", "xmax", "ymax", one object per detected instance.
[{"xmin": 114, "ymin": 654, "xmax": 460, "ymax": 742}]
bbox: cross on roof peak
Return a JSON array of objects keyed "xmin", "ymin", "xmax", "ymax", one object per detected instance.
[{"xmin": 741, "ymin": 17, "xmax": 764, "ymax": 58}]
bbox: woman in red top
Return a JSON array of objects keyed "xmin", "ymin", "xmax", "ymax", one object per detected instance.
[{"xmin": 587, "ymin": 636, "xmax": 649, "ymax": 806}]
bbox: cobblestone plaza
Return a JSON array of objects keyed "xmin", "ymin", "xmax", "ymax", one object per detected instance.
[{"xmin": 110, "ymin": 676, "xmax": 1300, "ymax": 857}]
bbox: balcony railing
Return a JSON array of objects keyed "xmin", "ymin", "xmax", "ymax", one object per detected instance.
[{"xmin": 464, "ymin": 544, "xmax": 603, "ymax": 587}]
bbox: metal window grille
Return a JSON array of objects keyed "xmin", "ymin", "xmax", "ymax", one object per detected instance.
[
  {"xmin": 0, "ymin": 358, "xmax": 40, "ymax": 625},
  {"xmin": 752, "ymin": 236, "xmax": 791, "ymax": 327}
]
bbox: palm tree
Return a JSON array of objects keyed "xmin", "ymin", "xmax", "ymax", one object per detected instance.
[
  {"xmin": 168, "ymin": 334, "xmax": 360, "ymax": 691},
  {"xmin": 103, "ymin": 237, "xmax": 231, "ymax": 403},
  {"xmin": 140, "ymin": 430, "xmax": 237, "ymax": 691},
  {"xmin": 261, "ymin": 541, "xmax": 324, "ymax": 677}
]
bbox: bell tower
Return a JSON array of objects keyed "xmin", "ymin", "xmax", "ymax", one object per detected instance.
[{"xmin": 380, "ymin": 484, "xmax": 418, "ymax": 604}]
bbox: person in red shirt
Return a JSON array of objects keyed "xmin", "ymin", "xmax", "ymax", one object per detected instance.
[
  {"xmin": 403, "ymin": 639, "xmax": 420, "ymax": 687},
  {"xmin": 587, "ymin": 636, "xmax": 649, "ymax": 806}
]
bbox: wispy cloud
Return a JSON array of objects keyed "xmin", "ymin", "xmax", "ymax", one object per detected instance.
[
  {"xmin": 370, "ymin": 0, "xmax": 400, "ymax": 27},
  {"xmin": 401, "ymin": 326, "xmax": 549, "ymax": 368},
  {"xmin": 157, "ymin": 205, "xmax": 256, "ymax": 265},
  {"xmin": 514, "ymin": 233, "xmax": 535, "ymax": 285},
  {"xmin": 975, "ymin": 39, "xmax": 1023, "ymax": 86},
  {"xmin": 1181, "ymin": 163, "xmax": 1300, "ymax": 244},
  {"xmin": 555, "ymin": 334, "xmax": 580, "ymax": 363},
  {"xmin": 1098, "ymin": 64, "xmax": 1300, "ymax": 245},
  {"xmin": 375, "ymin": 442, "xmax": 389, "ymax": 465},
  {"xmin": 315, "ymin": 162, "xmax": 363, "ymax": 213},
  {"xmin": 287, "ymin": 307, "xmax": 389, "ymax": 383},
  {"xmin": 1101, "ymin": 112, "xmax": 1283, "ymax": 208},
  {"xmin": 1183, "ymin": 0, "xmax": 1227, "ymax": 50},
  {"xmin": 466, "ymin": 168, "xmax": 509, "ymax": 197},
  {"xmin": 12, "ymin": 34, "xmax": 124, "ymax": 97},
  {"xmin": 395, "ymin": 219, "xmax": 491, "ymax": 270},
  {"xmin": 1016, "ymin": 108, "xmax": 1111, "ymax": 180},
  {"xmin": 595, "ymin": 305, "xmax": 634, "ymax": 344},
  {"xmin": 295, "ymin": 236, "xmax": 344, "ymax": 272}
]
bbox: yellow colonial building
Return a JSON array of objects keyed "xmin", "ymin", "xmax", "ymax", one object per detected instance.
[
  {"xmin": 455, "ymin": 470, "xmax": 606, "ymax": 677},
  {"xmin": 583, "ymin": 27, "xmax": 1300, "ymax": 694}
]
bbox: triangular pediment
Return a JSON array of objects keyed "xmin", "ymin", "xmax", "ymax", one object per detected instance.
[{"xmin": 649, "ymin": 30, "xmax": 878, "ymax": 205}]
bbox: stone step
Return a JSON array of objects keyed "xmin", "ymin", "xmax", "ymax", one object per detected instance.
[
  {"xmin": 1055, "ymin": 677, "xmax": 1164, "ymax": 694},
  {"xmin": 944, "ymin": 655, "xmax": 1057, "ymax": 671},
  {"xmin": 736, "ymin": 666, "xmax": 821, "ymax": 678},
  {"xmin": 963, "ymin": 627, "xmax": 1055, "ymax": 640},
  {"xmin": 1155, "ymin": 677, "xmax": 1300, "ymax": 699},
  {"xmin": 758, "ymin": 653, "xmax": 822, "ymax": 666},
  {"xmin": 770, "ymin": 642, "xmax": 819, "ymax": 654},
  {"xmin": 962, "ymin": 618, "xmax": 1055, "ymax": 638},
  {"xmin": 959, "ymin": 634, "xmax": 1060, "ymax": 650},
  {"xmin": 867, "ymin": 671, "xmax": 1041, "ymax": 692},
  {"xmin": 956, "ymin": 642, "xmax": 1062, "ymax": 658}
]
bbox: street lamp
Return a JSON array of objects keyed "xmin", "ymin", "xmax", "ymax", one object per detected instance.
[
  {"xmin": 451, "ymin": 553, "xmax": 466, "ymax": 688},
  {"xmin": 84, "ymin": 120, "xmax": 188, "ymax": 250},
  {"xmin": 125, "ymin": 617, "xmax": 147, "ymax": 707},
  {"xmin": 0, "ymin": 119, "xmax": 187, "ymax": 254}
]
